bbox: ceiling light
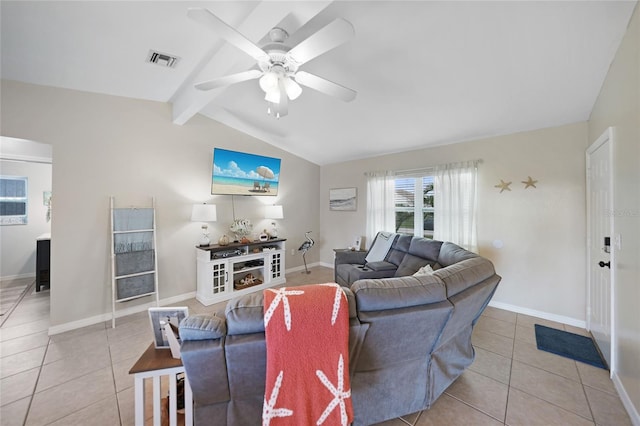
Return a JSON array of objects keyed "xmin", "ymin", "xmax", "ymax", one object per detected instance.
[
  {"xmin": 265, "ymin": 88, "xmax": 281, "ymax": 104},
  {"xmin": 259, "ymin": 72, "xmax": 278, "ymax": 93},
  {"xmin": 283, "ymin": 78, "xmax": 302, "ymax": 101}
]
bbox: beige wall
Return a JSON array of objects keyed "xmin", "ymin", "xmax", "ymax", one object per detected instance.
[
  {"xmin": 588, "ymin": 3, "xmax": 640, "ymax": 418},
  {"xmin": 0, "ymin": 80, "xmax": 320, "ymax": 330},
  {"xmin": 320, "ymin": 123, "xmax": 589, "ymax": 323}
]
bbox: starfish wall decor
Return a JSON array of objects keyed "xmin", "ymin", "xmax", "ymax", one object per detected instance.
[
  {"xmin": 494, "ymin": 179, "xmax": 512, "ymax": 193},
  {"xmin": 522, "ymin": 176, "xmax": 538, "ymax": 189}
]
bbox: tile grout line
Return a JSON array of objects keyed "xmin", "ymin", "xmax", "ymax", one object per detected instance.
[
  {"xmin": 0, "ymin": 280, "xmax": 36, "ymax": 328},
  {"xmin": 22, "ymin": 335, "xmax": 50, "ymax": 426},
  {"xmin": 106, "ymin": 324, "xmax": 125, "ymax": 426}
]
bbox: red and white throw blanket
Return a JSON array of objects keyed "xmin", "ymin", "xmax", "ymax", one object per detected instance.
[{"xmin": 262, "ymin": 283, "xmax": 353, "ymax": 426}]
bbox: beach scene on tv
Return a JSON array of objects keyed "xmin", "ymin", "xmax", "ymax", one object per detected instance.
[{"xmin": 211, "ymin": 148, "xmax": 281, "ymax": 196}]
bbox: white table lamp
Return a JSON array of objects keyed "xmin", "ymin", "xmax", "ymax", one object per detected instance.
[
  {"xmin": 264, "ymin": 205, "xmax": 284, "ymax": 238},
  {"xmin": 191, "ymin": 203, "xmax": 217, "ymax": 246}
]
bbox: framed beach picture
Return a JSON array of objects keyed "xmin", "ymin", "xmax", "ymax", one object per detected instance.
[
  {"xmin": 211, "ymin": 148, "xmax": 281, "ymax": 196},
  {"xmin": 329, "ymin": 187, "xmax": 357, "ymax": 211},
  {"xmin": 148, "ymin": 307, "xmax": 188, "ymax": 349}
]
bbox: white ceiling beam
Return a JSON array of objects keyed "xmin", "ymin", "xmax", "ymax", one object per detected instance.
[{"xmin": 171, "ymin": 1, "xmax": 332, "ymax": 125}]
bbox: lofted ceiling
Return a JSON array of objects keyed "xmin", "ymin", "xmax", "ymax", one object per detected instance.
[{"xmin": 1, "ymin": 1, "xmax": 636, "ymax": 165}]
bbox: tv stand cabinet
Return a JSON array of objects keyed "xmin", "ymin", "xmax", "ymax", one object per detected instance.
[{"xmin": 195, "ymin": 239, "xmax": 286, "ymax": 306}]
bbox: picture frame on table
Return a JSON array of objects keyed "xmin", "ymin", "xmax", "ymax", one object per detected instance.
[{"xmin": 148, "ymin": 307, "xmax": 188, "ymax": 349}]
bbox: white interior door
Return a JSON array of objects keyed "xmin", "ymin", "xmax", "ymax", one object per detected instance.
[{"xmin": 586, "ymin": 128, "xmax": 614, "ymax": 371}]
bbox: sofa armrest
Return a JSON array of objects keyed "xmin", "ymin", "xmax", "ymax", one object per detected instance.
[
  {"xmin": 351, "ymin": 275, "xmax": 447, "ymax": 312},
  {"xmin": 433, "ymin": 257, "xmax": 496, "ymax": 297},
  {"xmin": 335, "ymin": 250, "xmax": 367, "ymax": 266}
]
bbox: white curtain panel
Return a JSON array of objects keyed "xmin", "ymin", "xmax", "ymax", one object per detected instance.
[
  {"xmin": 434, "ymin": 161, "xmax": 479, "ymax": 253},
  {"xmin": 365, "ymin": 170, "xmax": 395, "ymax": 247}
]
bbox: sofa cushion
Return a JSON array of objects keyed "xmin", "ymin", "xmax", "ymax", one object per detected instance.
[
  {"xmin": 351, "ymin": 275, "xmax": 447, "ymax": 312},
  {"xmin": 408, "ymin": 238, "xmax": 443, "ymax": 261},
  {"xmin": 386, "ymin": 235, "xmax": 412, "ymax": 266},
  {"xmin": 336, "ymin": 263, "xmax": 396, "ymax": 287},
  {"xmin": 413, "ymin": 264, "xmax": 434, "ymax": 276},
  {"xmin": 179, "ymin": 314, "xmax": 227, "ymax": 341},
  {"xmin": 437, "ymin": 242, "xmax": 478, "ymax": 267},
  {"xmin": 225, "ymin": 292, "xmax": 265, "ymax": 335},
  {"xmin": 394, "ymin": 254, "xmax": 430, "ymax": 277},
  {"xmin": 366, "ymin": 261, "xmax": 397, "ymax": 271},
  {"xmin": 433, "ymin": 257, "xmax": 496, "ymax": 297}
]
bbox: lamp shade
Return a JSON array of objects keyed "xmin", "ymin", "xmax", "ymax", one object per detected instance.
[
  {"xmin": 264, "ymin": 205, "xmax": 284, "ymax": 220},
  {"xmin": 191, "ymin": 204, "xmax": 217, "ymax": 222}
]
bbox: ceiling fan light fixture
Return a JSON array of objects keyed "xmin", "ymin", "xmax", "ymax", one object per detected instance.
[
  {"xmin": 265, "ymin": 88, "xmax": 281, "ymax": 104},
  {"xmin": 259, "ymin": 72, "xmax": 278, "ymax": 93},
  {"xmin": 283, "ymin": 78, "xmax": 302, "ymax": 101}
]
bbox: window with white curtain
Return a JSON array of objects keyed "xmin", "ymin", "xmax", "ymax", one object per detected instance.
[
  {"xmin": 0, "ymin": 176, "xmax": 28, "ymax": 225},
  {"xmin": 367, "ymin": 161, "xmax": 478, "ymax": 252}
]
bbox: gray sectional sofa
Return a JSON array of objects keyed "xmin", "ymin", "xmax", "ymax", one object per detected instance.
[{"xmin": 179, "ymin": 234, "xmax": 501, "ymax": 425}]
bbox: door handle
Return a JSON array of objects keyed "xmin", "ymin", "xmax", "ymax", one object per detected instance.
[{"xmin": 598, "ymin": 261, "xmax": 610, "ymax": 268}]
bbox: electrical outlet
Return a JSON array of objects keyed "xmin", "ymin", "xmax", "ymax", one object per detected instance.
[{"xmin": 290, "ymin": 249, "xmax": 295, "ymax": 256}]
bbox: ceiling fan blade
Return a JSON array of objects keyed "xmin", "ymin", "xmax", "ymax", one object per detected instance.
[
  {"xmin": 195, "ymin": 70, "xmax": 263, "ymax": 91},
  {"xmin": 286, "ymin": 18, "xmax": 355, "ymax": 66},
  {"xmin": 187, "ymin": 8, "xmax": 270, "ymax": 63},
  {"xmin": 294, "ymin": 71, "xmax": 357, "ymax": 102}
]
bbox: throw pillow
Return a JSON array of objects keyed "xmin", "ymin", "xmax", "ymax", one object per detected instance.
[{"xmin": 413, "ymin": 264, "xmax": 434, "ymax": 276}]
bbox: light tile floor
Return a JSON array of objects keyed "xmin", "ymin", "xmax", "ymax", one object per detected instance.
[{"xmin": 0, "ymin": 268, "xmax": 633, "ymax": 425}]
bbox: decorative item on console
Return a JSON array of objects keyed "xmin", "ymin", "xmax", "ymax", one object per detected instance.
[
  {"xmin": 218, "ymin": 234, "xmax": 230, "ymax": 246},
  {"xmin": 230, "ymin": 219, "xmax": 253, "ymax": 242}
]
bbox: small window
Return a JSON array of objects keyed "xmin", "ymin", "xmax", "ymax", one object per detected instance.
[
  {"xmin": 0, "ymin": 176, "xmax": 28, "ymax": 225},
  {"xmin": 394, "ymin": 175, "xmax": 434, "ymax": 238}
]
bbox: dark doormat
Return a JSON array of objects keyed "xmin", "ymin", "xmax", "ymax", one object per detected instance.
[{"xmin": 535, "ymin": 324, "xmax": 607, "ymax": 370}]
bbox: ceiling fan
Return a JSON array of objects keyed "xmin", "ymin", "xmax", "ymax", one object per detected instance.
[{"xmin": 188, "ymin": 8, "xmax": 357, "ymax": 118}]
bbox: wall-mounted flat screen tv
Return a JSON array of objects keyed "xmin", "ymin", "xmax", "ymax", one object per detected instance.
[{"xmin": 211, "ymin": 148, "xmax": 281, "ymax": 196}]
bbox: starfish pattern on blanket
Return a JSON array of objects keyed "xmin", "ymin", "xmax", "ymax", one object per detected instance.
[
  {"xmin": 320, "ymin": 283, "xmax": 344, "ymax": 325},
  {"xmin": 315, "ymin": 354, "xmax": 351, "ymax": 426},
  {"xmin": 263, "ymin": 370, "xmax": 293, "ymax": 426},
  {"xmin": 264, "ymin": 287, "xmax": 305, "ymax": 331}
]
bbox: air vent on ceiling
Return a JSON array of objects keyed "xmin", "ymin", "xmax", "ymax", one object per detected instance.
[{"xmin": 146, "ymin": 50, "xmax": 180, "ymax": 68}]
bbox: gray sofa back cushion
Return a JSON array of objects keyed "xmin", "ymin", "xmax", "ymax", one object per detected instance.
[
  {"xmin": 437, "ymin": 241, "xmax": 478, "ymax": 267},
  {"xmin": 386, "ymin": 234, "xmax": 412, "ymax": 266},
  {"xmin": 433, "ymin": 257, "xmax": 496, "ymax": 297},
  {"xmin": 179, "ymin": 314, "xmax": 226, "ymax": 341},
  {"xmin": 393, "ymin": 238, "xmax": 443, "ymax": 276},
  {"xmin": 394, "ymin": 254, "xmax": 430, "ymax": 276},
  {"xmin": 352, "ymin": 275, "xmax": 447, "ymax": 312},
  {"xmin": 225, "ymin": 292, "xmax": 265, "ymax": 335}
]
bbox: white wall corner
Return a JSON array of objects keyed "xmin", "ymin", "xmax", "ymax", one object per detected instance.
[{"xmin": 612, "ymin": 371, "xmax": 640, "ymax": 426}]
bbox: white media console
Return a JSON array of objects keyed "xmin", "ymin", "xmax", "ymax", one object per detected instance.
[{"xmin": 195, "ymin": 238, "xmax": 286, "ymax": 306}]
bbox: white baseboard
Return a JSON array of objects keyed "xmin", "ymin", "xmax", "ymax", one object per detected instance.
[
  {"xmin": 612, "ymin": 371, "xmax": 640, "ymax": 426},
  {"xmin": 318, "ymin": 261, "xmax": 334, "ymax": 269},
  {"xmin": 285, "ymin": 262, "xmax": 321, "ymax": 274},
  {"xmin": 0, "ymin": 273, "xmax": 36, "ymax": 281},
  {"xmin": 487, "ymin": 300, "xmax": 586, "ymax": 328},
  {"xmin": 48, "ymin": 291, "xmax": 196, "ymax": 335}
]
